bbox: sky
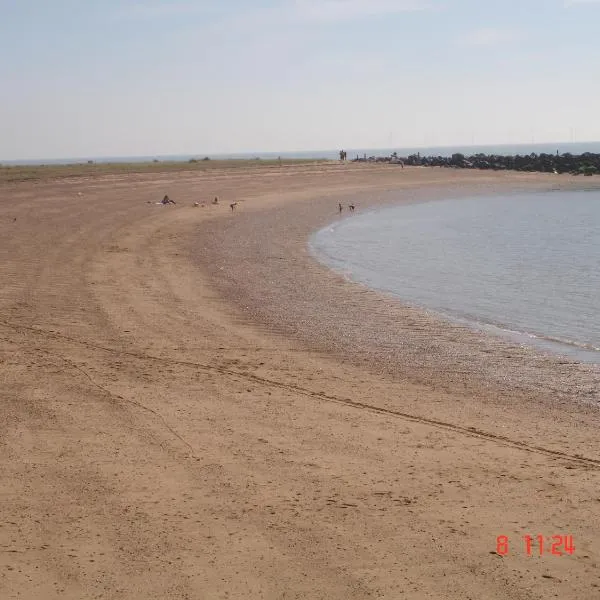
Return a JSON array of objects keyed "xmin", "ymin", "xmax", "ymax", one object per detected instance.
[{"xmin": 1, "ymin": 0, "xmax": 600, "ymax": 160}]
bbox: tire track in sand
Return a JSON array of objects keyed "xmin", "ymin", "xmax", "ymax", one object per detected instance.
[{"xmin": 2, "ymin": 318, "xmax": 599, "ymax": 470}]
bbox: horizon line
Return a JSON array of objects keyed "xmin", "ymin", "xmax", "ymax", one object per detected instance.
[{"xmin": 3, "ymin": 140, "xmax": 600, "ymax": 166}]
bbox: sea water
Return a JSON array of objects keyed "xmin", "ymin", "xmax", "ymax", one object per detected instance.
[{"xmin": 311, "ymin": 190, "xmax": 600, "ymax": 363}]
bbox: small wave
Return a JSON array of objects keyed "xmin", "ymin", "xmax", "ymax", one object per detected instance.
[
  {"xmin": 464, "ymin": 317, "xmax": 600, "ymax": 357},
  {"xmin": 501, "ymin": 327, "xmax": 600, "ymax": 353},
  {"xmin": 416, "ymin": 308, "xmax": 600, "ymax": 358}
]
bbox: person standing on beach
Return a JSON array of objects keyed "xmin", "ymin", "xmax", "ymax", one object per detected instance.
[{"xmin": 338, "ymin": 202, "xmax": 343, "ymax": 213}]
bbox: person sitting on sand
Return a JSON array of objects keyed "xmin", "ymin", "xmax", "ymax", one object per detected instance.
[
  {"xmin": 162, "ymin": 195, "xmax": 176, "ymax": 205},
  {"xmin": 213, "ymin": 196, "xmax": 219, "ymax": 205}
]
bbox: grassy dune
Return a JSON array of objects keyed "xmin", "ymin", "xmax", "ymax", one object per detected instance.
[{"xmin": 0, "ymin": 158, "xmax": 327, "ymax": 183}]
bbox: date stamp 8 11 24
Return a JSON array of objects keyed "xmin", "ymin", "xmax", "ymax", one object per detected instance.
[{"xmin": 496, "ymin": 535, "xmax": 575, "ymax": 557}]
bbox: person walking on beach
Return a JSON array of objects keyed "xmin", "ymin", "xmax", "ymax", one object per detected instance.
[{"xmin": 349, "ymin": 203, "xmax": 355, "ymax": 212}]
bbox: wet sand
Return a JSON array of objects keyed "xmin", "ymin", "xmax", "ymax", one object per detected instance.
[{"xmin": 1, "ymin": 163, "xmax": 600, "ymax": 599}]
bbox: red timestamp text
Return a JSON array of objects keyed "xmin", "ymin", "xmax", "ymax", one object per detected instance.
[{"xmin": 495, "ymin": 535, "xmax": 575, "ymax": 557}]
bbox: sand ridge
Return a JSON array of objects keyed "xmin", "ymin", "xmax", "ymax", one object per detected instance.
[{"xmin": 1, "ymin": 163, "xmax": 600, "ymax": 599}]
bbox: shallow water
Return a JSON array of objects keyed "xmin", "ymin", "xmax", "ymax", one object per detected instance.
[{"xmin": 311, "ymin": 189, "xmax": 600, "ymax": 363}]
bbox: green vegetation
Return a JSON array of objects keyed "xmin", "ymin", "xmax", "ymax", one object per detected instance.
[{"xmin": 0, "ymin": 158, "xmax": 327, "ymax": 184}]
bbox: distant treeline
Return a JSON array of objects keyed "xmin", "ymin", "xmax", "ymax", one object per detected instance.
[{"xmin": 355, "ymin": 151, "xmax": 600, "ymax": 175}]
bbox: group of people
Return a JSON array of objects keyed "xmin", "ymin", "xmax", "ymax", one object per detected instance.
[
  {"xmin": 211, "ymin": 196, "xmax": 237, "ymax": 210},
  {"xmin": 163, "ymin": 195, "xmax": 238, "ymax": 210},
  {"xmin": 162, "ymin": 194, "xmax": 353, "ymax": 215}
]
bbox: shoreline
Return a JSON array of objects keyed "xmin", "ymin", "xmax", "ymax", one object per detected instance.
[{"xmin": 194, "ymin": 176, "xmax": 600, "ymax": 414}]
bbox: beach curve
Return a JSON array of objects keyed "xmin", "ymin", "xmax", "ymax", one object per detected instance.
[{"xmin": 2, "ymin": 163, "xmax": 600, "ymax": 599}]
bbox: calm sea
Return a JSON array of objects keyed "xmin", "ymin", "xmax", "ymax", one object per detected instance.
[{"xmin": 311, "ymin": 190, "xmax": 600, "ymax": 363}]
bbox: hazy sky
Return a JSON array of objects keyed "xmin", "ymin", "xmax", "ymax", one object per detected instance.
[{"xmin": 2, "ymin": 0, "xmax": 600, "ymax": 159}]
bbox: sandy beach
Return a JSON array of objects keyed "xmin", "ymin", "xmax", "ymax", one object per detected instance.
[{"xmin": 1, "ymin": 162, "xmax": 600, "ymax": 599}]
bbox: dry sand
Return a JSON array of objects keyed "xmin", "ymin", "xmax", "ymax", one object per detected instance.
[{"xmin": 1, "ymin": 162, "xmax": 600, "ymax": 599}]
